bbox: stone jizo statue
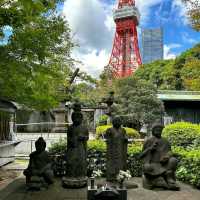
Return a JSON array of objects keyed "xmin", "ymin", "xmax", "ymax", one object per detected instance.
[
  {"xmin": 105, "ymin": 116, "xmax": 128, "ymax": 182},
  {"xmin": 140, "ymin": 124, "xmax": 180, "ymax": 190},
  {"xmin": 62, "ymin": 102, "xmax": 89, "ymax": 188},
  {"xmin": 23, "ymin": 137, "xmax": 54, "ymax": 189}
]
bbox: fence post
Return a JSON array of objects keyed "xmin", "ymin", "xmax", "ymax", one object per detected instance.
[
  {"xmin": 31, "ymin": 140, "xmax": 33, "ymax": 153},
  {"xmin": 40, "ymin": 123, "xmax": 42, "ymax": 137},
  {"xmin": 48, "ymin": 122, "xmax": 50, "ymax": 138}
]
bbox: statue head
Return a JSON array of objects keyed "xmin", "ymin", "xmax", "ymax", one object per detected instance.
[
  {"xmin": 35, "ymin": 137, "xmax": 46, "ymax": 153},
  {"xmin": 152, "ymin": 124, "xmax": 164, "ymax": 138},
  {"xmin": 73, "ymin": 101, "xmax": 81, "ymax": 112},
  {"xmin": 112, "ymin": 116, "xmax": 122, "ymax": 129},
  {"xmin": 72, "ymin": 111, "xmax": 83, "ymax": 126}
]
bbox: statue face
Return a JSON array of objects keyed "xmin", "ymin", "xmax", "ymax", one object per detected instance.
[
  {"xmin": 152, "ymin": 126, "xmax": 163, "ymax": 138},
  {"xmin": 35, "ymin": 137, "xmax": 46, "ymax": 152},
  {"xmin": 112, "ymin": 117, "xmax": 122, "ymax": 128},
  {"xmin": 72, "ymin": 112, "xmax": 83, "ymax": 126}
]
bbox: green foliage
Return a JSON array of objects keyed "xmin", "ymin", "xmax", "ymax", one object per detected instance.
[
  {"xmin": 114, "ymin": 76, "xmax": 164, "ymax": 127},
  {"xmin": 88, "ymin": 140, "xmax": 106, "ymax": 152},
  {"xmin": 49, "ymin": 138, "xmax": 67, "ymax": 154},
  {"xmin": 134, "ymin": 43, "xmax": 200, "ymax": 91},
  {"xmin": 134, "ymin": 59, "xmax": 176, "ymax": 90},
  {"xmin": 49, "ymin": 137, "xmax": 200, "ymax": 187},
  {"xmin": 181, "ymin": 58, "xmax": 200, "ymax": 90},
  {"xmin": 182, "ymin": 0, "xmax": 200, "ymax": 31},
  {"xmin": 49, "ymin": 139, "xmax": 143, "ymax": 177},
  {"xmin": 96, "ymin": 125, "xmax": 140, "ymax": 139},
  {"xmin": 163, "ymin": 122, "xmax": 200, "ymax": 147},
  {"xmin": 96, "ymin": 115, "xmax": 108, "ymax": 126},
  {"xmin": 120, "ymin": 115, "xmax": 142, "ymax": 131},
  {"xmin": 128, "ymin": 143, "xmax": 143, "ymax": 177},
  {"xmin": 0, "ymin": 0, "xmax": 74, "ymax": 110},
  {"xmin": 173, "ymin": 147, "xmax": 200, "ymax": 187},
  {"xmin": 71, "ymin": 83, "xmax": 97, "ymax": 106}
]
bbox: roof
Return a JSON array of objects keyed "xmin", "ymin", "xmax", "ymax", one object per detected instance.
[
  {"xmin": 0, "ymin": 99, "xmax": 17, "ymax": 113},
  {"xmin": 157, "ymin": 90, "xmax": 200, "ymax": 102}
]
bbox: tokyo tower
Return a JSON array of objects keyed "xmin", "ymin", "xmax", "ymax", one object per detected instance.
[{"xmin": 108, "ymin": 0, "xmax": 142, "ymax": 78}]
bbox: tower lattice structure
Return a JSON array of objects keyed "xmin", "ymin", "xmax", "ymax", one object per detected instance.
[{"xmin": 108, "ymin": 0, "xmax": 142, "ymax": 78}]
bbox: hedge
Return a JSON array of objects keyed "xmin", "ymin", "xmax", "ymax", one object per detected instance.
[
  {"xmin": 163, "ymin": 122, "xmax": 200, "ymax": 147},
  {"xmin": 49, "ymin": 139, "xmax": 200, "ymax": 188},
  {"xmin": 173, "ymin": 146, "xmax": 200, "ymax": 188},
  {"xmin": 96, "ymin": 125, "xmax": 140, "ymax": 139},
  {"xmin": 49, "ymin": 139, "xmax": 143, "ymax": 177},
  {"xmin": 96, "ymin": 115, "xmax": 108, "ymax": 126}
]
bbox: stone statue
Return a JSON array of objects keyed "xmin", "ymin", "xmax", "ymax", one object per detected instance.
[
  {"xmin": 140, "ymin": 124, "xmax": 180, "ymax": 190},
  {"xmin": 101, "ymin": 91, "xmax": 115, "ymax": 122},
  {"xmin": 105, "ymin": 116, "xmax": 128, "ymax": 182},
  {"xmin": 23, "ymin": 137, "xmax": 54, "ymax": 189},
  {"xmin": 62, "ymin": 102, "xmax": 89, "ymax": 188}
]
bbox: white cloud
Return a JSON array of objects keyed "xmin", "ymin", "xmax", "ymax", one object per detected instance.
[
  {"xmin": 63, "ymin": 0, "xmax": 114, "ymax": 51},
  {"xmin": 171, "ymin": 0, "xmax": 188, "ymax": 25},
  {"xmin": 73, "ymin": 49, "xmax": 110, "ymax": 78},
  {"xmin": 63, "ymin": 0, "xmax": 114, "ymax": 77},
  {"xmin": 136, "ymin": 0, "xmax": 163, "ymax": 25},
  {"xmin": 164, "ymin": 43, "xmax": 181, "ymax": 60}
]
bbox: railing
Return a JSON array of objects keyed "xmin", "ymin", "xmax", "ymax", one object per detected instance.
[
  {"xmin": 15, "ymin": 122, "xmax": 72, "ymax": 134},
  {"xmin": 12, "ymin": 122, "xmax": 72, "ymax": 155}
]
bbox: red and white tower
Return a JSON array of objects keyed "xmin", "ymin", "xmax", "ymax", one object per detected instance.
[{"xmin": 108, "ymin": 0, "xmax": 142, "ymax": 78}]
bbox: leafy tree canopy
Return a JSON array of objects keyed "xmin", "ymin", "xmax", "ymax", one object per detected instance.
[
  {"xmin": 114, "ymin": 76, "xmax": 164, "ymax": 127},
  {"xmin": 182, "ymin": 0, "xmax": 200, "ymax": 31},
  {"xmin": 0, "ymin": 0, "xmax": 74, "ymax": 110},
  {"xmin": 134, "ymin": 43, "xmax": 200, "ymax": 91}
]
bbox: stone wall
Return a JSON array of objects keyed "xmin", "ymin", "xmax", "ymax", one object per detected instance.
[{"xmin": 0, "ymin": 142, "xmax": 17, "ymax": 166}]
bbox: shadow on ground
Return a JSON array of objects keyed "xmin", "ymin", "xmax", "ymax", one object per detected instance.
[{"xmin": 0, "ymin": 177, "xmax": 200, "ymax": 200}]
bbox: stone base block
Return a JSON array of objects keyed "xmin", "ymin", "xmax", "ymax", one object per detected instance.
[{"xmin": 62, "ymin": 177, "xmax": 88, "ymax": 188}]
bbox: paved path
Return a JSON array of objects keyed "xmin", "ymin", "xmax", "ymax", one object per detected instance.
[{"xmin": 1, "ymin": 175, "xmax": 200, "ymax": 200}]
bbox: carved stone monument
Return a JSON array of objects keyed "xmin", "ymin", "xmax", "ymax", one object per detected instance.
[
  {"xmin": 140, "ymin": 124, "xmax": 180, "ymax": 190},
  {"xmin": 23, "ymin": 137, "xmax": 54, "ymax": 190},
  {"xmin": 62, "ymin": 102, "xmax": 89, "ymax": 188},
  {"xmin": 52, "ymin": 101, "xmax": 67, "ymax": 133},
  {"xmin": 105, "ymin": 116, "xmax": 128, "ymax": 182}
]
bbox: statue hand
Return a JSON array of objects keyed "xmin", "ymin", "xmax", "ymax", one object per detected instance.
[
  {"xmin": 160, "ymin": 155, "xmax": 169, "ymax": 164},
  {"xmin": 78, "ymin": 136, "xmax": 88, "ymax": 141},
  {"xmin": 150, "ymin": 142, "xmax": 158, "ymax": 151}
]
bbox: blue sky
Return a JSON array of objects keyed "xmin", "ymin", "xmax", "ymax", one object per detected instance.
[{"xmin": 147, "ymin": 1, "xmax": 200, "ymax": 55}]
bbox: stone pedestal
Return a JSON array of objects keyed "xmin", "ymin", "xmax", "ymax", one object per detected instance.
[
  {"xmin": 53, "ymin": 103, "xmax": 67, "ymax": 133},
  {"xmin": 62, "ymin": 177, "xmax": 88, "ymax": 188}
]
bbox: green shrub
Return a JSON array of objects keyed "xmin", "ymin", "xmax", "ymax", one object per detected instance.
[
  {"xmin": 173, "ymin": 147, "xmax": 200, "ymax": 188},
  {"xmin": 96, "ymin": 115, "xmax": 108, "ymax": 126},
  {"xmin": 49, "ymin": 139, "xmax": 142, "ymax": 177},
  {"xmin": 120, "ymin": 115, "xmax": 142, "ymax": 131},
  {"xmin": 96, "ymin": 125, "xmax": 140, "ymax": 139},
  {"xmin": 49, "ymin": 138, "xmax": 200, "ymax": 188},
  {"xmin": 49, "ymin": 138, "xmax": 67, "ymax": 154},
  {"xmin": 88, "ymin": 140, "xmax": 106, "ymax": 152},
  {"xmin": 163, "ymin": 122, "xmax": 200, "ymax": 147}
]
